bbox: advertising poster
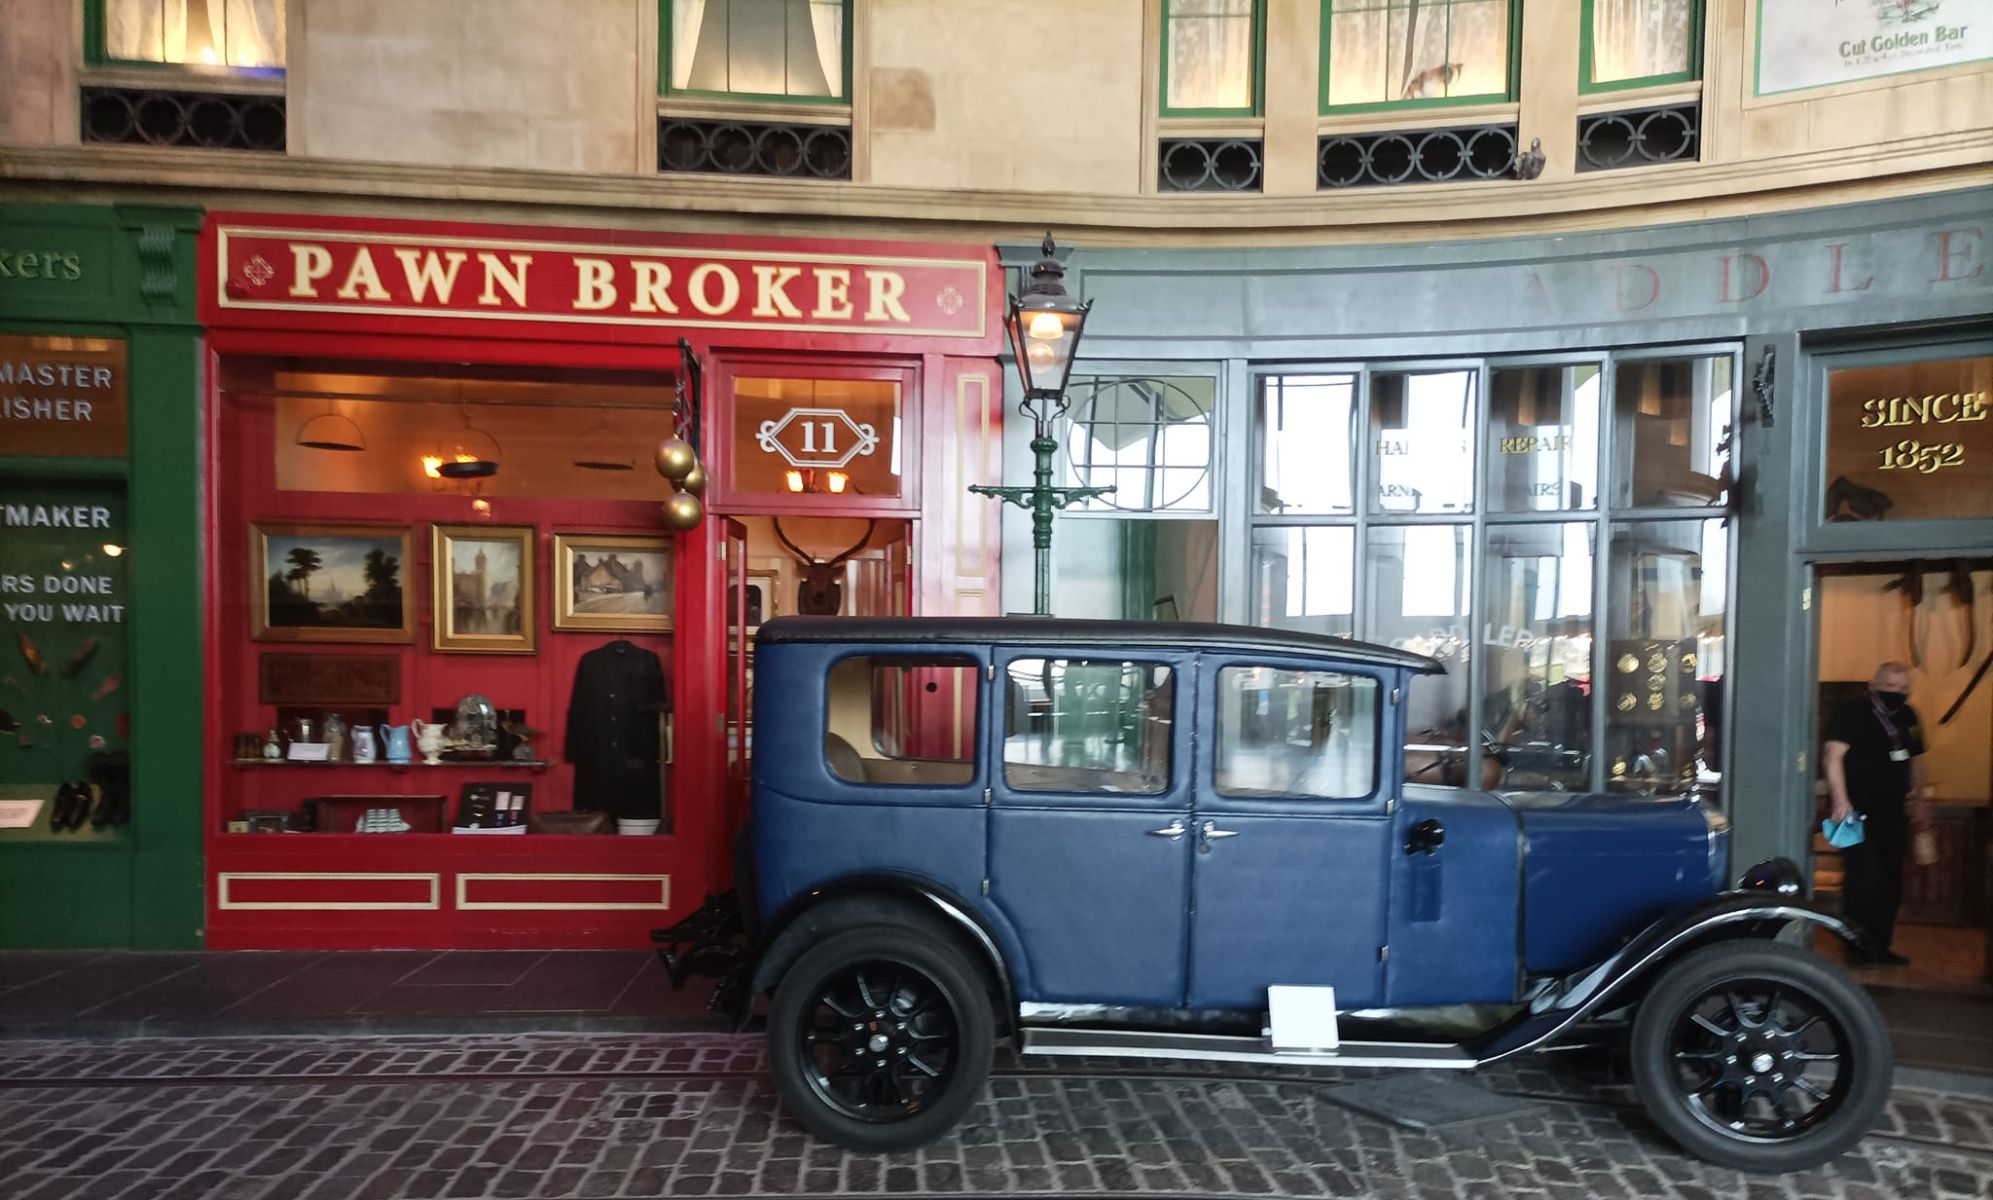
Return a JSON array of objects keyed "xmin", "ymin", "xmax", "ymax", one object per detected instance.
[{"xmin": 1757, "ymin": 0, "xmax": 1989, "ymax": 95}]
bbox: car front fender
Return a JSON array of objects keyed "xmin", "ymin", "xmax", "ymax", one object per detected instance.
[{"xmin": 1466, "ymin": 890, "xmax": 1860, "ymax": 1063}]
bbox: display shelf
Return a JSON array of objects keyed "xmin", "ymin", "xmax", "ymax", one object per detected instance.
[{"xmin": 227, "ymin": 758, "xmax": 550, "ymax": 770}]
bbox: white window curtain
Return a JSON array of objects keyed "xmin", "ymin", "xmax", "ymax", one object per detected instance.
[
  {"xmin": 672, "ymin": 0, "xmax": 844, "ymax": 97},
  {"xmin": 106, "ymin": 0, "xmax": 284, "ymax": 68},
  {"xmin": 671, "ymin": 0, "xmax": 708, "ymax": 90},
  {"xmin": 807, "ymin": 0, "xmax": 844, "ymax": 97},
  {"xmin": 1166, "ymin": 0, "xmax": 1256, "ymax": 110}
]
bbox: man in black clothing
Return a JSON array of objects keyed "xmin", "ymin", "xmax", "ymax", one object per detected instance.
[{"xmin": 1823, "ymin": 662, "xmax": 1932, "ymax": 967}]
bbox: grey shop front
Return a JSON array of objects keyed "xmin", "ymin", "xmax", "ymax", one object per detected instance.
[{"xmin": 993, "ymin": 188, "xmax": 1993, "ymax": 896}]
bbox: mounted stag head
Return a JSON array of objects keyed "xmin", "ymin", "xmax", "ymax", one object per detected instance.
[{"xmin": 772, "ymin": 518, "xmax": 877, "ymax": 616}]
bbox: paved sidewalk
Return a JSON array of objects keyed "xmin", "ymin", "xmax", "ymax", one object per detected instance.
[{"xmin": 1, "ymin": 1032, "xmax": 1989, "ymax": 1200}]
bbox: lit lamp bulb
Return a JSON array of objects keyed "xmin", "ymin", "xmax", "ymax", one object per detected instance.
[
  {"xmin": 827, "ymin": 471, "xmax": 849, "ymax": 494},
  {"xmin": 1026, "ymin": 341, "xmax": 1059, "ymax": 370},
  {"xmin": 785, "ymin": 470, "xmax": 805, "ymax": 493},
  {"xmin": 101, "ymin": 544, "xmax": 125, "ymax": 558},
  {"xmin": 421, "ymin": 455, "xmax": 444, "ymax": 479},
  {"xmin": 1026, "ymin": 311, "xmax": 1064, "ymax": 340}
]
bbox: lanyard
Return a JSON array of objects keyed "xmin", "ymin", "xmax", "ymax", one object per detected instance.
[{"xmin": 1869, "ymin": 692, "xmax": 1907, "ymax": 751}]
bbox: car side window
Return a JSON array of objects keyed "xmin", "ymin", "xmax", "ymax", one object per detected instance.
[
  {"xmin": 1214, "ymin": 666, "xmax": 1378, "ymax": 799},
  {"xmin": 825, "ymin": 655, "xmax": 979, "ymax": 786},
  {"xmin": 1002, "ymin": 658, "xmax": 1173, "ymax": 794}
]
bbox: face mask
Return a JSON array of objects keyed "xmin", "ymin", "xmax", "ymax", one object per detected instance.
[{"xmin": 1873, "ymin": 688, "xmax": 1910, "ymax": 712}]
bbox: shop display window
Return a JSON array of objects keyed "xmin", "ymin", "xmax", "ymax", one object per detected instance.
[
  {"xmin": 1604, "ymin": 519, "xmax": 1726, "ymax": 797},
  {"xmin": 1257, "ymin": 373, "xmax": 1356, "ymax": 515},
  {"xmin": 1487, "ymin": 364, "xmax": 1600, "ymax": 513},
  {"xmin": 1251, "ymin": 526, "xmax": 1355, "ymax": 637},
  {"xmin": 1481, "ymin": 523, "xmax": 1595, "ymax": 792},
  {"xmin": 1003, "ymin": 659, "xmax": 1174, "ymax": 794},
  {"xmin": 1049, "ymin": 518, "xmax": 1219, "ymax": 623},
  {"xmin": 217, "ymin": 355, "xmax": 679, "ymax": 837},
  {"xmin": 1370, "ymin": 369, "xmax": 1476, "ymax": 515},
  {"xmin": 1364, "ymin": 525, "xmax": 1473, "ymax": 784},
  {"xmin": 1611, "ymin": 354, "xmax": 1732, "ymax": 508},
  {"xmin": 1063, "ymin": 375, "xmax": 1215, "ymax": 514},
  {"xmin": 728, "ymin": 373, "xmax": 905, "ymax": 501},
  {"xmin": 1214, "ymin": 666, "xmax": 1377, "ymax": 799},
  {"xmin": 1821, "ymin": 353, "xmax": 1993, "ymax": 523}
]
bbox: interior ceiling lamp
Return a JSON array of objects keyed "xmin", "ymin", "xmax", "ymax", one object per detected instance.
[
  {"xmin": 572, "ymin": 409, "xmax": 636, "ymax": 471},
  {"xmin": 294, "ymin": 401, "xmax": 367, "ymax": 452},
  {"xmin": 426, "ymin": 407, "xmax": 503, "ymax": 480},
  {"xmin": 785, "ymin": 468, "xmax": 850, "ymax": 495}
]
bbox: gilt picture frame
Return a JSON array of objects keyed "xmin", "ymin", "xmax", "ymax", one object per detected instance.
[
  {"xmin": 552, "ymin": 533, "xmax": 673, "ymax": 633},
  {"xmin": 432, "ymin": 524, "xmax": 537, "ymax": 653},
  {"xmin": 251, "ymin": 522, "xmax": 414, "ymax": 644}
]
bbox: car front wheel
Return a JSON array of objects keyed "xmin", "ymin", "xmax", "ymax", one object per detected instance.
[
  {"xmin": 766, "ymin": 924, "xmax": 994, "ymax": 1151},
  {"xmin": 1629, "ymin": 939, "xmax": 1891, "ymax": 1173}
]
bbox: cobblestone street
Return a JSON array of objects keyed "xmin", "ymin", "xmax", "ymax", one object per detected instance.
[{"xmin": 2, "ymin": 1033, "xmax": 1989, "ymax": 1200}]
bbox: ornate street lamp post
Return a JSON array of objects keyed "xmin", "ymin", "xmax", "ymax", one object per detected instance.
[{"xmin": 970, "ymin": 235, "xmax": 1113, "ymax": 615}]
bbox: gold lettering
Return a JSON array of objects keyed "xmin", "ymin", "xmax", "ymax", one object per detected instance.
[
  {"xmin": 1961, "ymin": 392, "xmax": 1989, "ymax": 422},
  {"xmin": 814, "ymin": 268, "xmax": 853, "ymax": 319},
  {"xmin": 1860, "ymin": 398, "xmax": 1888, "ymax": 428},
  {"xmin": 863, "ymin": 270, "xmax": 911, "ymax": 323},
  {"xmin": 476, "ymin": 253, "xmax": 532, "ymax": 307},
  {"xmin": 574, "ymin": 258, "xmax": 618, "ymax": 311},
  {"xmin": 334, "ymin": 247, "xmax": 390, "ymax": 300},
  {"xmin": 751, "ymin": 265, "xmax": 804, "ymax": 318},
  {"xmin": 1930, "ymin": 394, "xmax": 1959, "ymax": 423},
  {"xmin": 288, "ymin": 244, "xmax": 333, "ymax": 297},
  {"xmin": 687, "ymin": 263, "xmax": 740, "ymax": 316},
  {"xmin": 392, "ymin": 248, "xmax": 467, "ymax": 305},
  {"xmin": 1900, "ymin": 395, "xmax": 1931, "ymax": 425},
  {"xmin": 631, "ymin": 261, "xmax": 678, "ymax": 314}
]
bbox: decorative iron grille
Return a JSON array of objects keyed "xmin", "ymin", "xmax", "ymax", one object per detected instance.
[
  {"xmin": 657, "ymin": 117, "xmax": 851, "ymax": 180},
  {"xmin": 1316, "ymin": 123, "xmax": 1518, "ymax": 189},
  {"xmin": 80, "ymin": 86, "xmax": 285, "ymax": 152},
  {"xmin": 1577, "ymin": 103, "xmax": 1700, "ymax": 173},
  {"xmin": 1157, "ymin": 138, "xmax": 1263, "ymax": 193}
]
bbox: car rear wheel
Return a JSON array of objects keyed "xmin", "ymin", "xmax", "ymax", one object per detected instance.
[
  {"xmin": 766, "ymin": 925, "xmax": 994, "ymax": 1151},
  {"xmin": 1629, "ymin": 940, "xmax": 1891, "ymax": 1173}
]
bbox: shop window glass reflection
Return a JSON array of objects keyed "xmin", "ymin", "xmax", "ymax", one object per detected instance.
[
  {"xmin": 1482, "ymin": 524, "xmax": 1593, "ymax": 791},
  {"xmin": 1370, "ymin": 370, "xmax": 1476, "ymax": 514},
  {"xmin": 1822, "ymin": 354, "xmax": 1993, "ymax": 522},
  {"xmin": 1257, "ymin": 374, "xmax": 1355, "ymax": 514},
  {"xmin": 1050, "ymin": 518, "xmax": 1219, "ymax": 623},
  {"xmin": 1604, "ymin": 520, "xmax": 1725, "ymax": 796},
  {"xmin": 1488, "ymin": 364, "xmax": 1599, "ymax": 512},
  {"xmin": 1064, "ymin": 376, "xmax": 1214, "ymax": 514},
  {"xmin": 1366, "ymin": 525, "xmax": 1472, "ymax": 785},
  {"xmin": 1250, "ymin": 526, "xmax": 1354, "ymax": 637},
  {"xmin": 1612, "ymin": 355, "xmax": 1731, "ymax": 508}
]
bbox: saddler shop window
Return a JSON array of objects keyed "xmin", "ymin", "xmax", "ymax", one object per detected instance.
[
  {"xmin": 1161, "ymin": 0, "xmax": 1265, "ymax": 117},
  {"xmin": 1823, "ymin": 352, "xmax": 1993, "ymax": 523},
  {"xmin": 89, "ymin": 0, "xmax": 287, "ymax": 71},
  {"xmin": 1582, "ymin": 0, "xmax": 1701, "ymax": 92},
  {"xmin": 664, "ymin": 0, "xmax": 850, "ymax": 102},
  {"xmin": 1321, "ymin": 0, "xmax": 1517, "ymax": 111}
]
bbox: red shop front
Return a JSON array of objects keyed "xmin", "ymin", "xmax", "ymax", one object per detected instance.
[{"xmin": 198, "ymin": 212, "xmax": 1004, "ymax": 949}]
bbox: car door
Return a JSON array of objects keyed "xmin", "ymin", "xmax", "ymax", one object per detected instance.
[
  {"xmin": 1186, "ymin": 656, "xmax": 1395, "ymax": 1012},
  {"xmin": 984, "ymin": 649, "xmax": 1192, "ymax": 1006}
]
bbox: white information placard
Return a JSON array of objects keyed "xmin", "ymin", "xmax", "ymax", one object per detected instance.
[
  {"xmin": 1757, "ymin": 0, "xmax": 1990, "ymax": 96},
  {"xmin": 0, "ymin": 799, "xmax": 46, "ymax": 829},
  {"xmin": 1267, "ymin": 985, "xmax": 1341, "ymax": 1052}
]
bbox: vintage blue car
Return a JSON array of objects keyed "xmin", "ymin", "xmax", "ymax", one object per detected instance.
[{"xmin": 658, "ymin": 616, "xmax": 1890, "ymax": 1174}]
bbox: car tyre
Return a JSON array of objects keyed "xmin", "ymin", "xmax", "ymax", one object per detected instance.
[
  {"xmin": 1629, "ymin": 939, "xmax": 1891, "ymax": 1173},
  {"xmin": 767, "ymin": 924, "xmax": 994, "ymax": 1151}
]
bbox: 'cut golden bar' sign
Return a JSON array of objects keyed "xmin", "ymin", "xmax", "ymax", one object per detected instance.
[{"xmin": 0, "ymin": 336, "xmax": 128, "ymax": 459}]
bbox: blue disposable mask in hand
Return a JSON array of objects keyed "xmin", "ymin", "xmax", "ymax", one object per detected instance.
[{"xmin": 1822, "ymin": 814, "xmax": 1866, "ymax": 849}]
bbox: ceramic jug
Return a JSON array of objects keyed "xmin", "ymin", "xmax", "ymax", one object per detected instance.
[
  {"xmin": 379, "ymin": 723, "xmax": 413, "ymax": 764},
  {"xmin": 411, "ymin": 718, "xmax": 446, "ymax": 765},
  {"xmin": 351, "ymin": 726, "xmax": 377, "ymax": 763}
]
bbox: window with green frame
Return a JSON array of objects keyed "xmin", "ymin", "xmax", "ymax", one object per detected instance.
[
  {"xmin": 1320, "ymin": 0, "xmax": 1517, "ymax": 112},
  {"xmin": 1160, "ymin": 0, "xmax": 1265, "ymax": 118},
  {"xmin": 87, "ymin": 0, "xmax": 287, "ymax": 72},
  {"xmin": 663, "ymin": 0, "xmax": 851, "ymax": 104},
  {"xmin": 1581, "ymin": 0, "xmax": 1701, "ymax": 92}
]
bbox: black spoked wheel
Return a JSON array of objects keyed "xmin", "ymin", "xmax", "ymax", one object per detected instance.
[
  {"xmin": 1630, "ymin": 940, "xmax": 1891, "ymax": 1173},
  {"xmin": 767, "ymin": 926, "xmax": 993, "ymax": 1151}
]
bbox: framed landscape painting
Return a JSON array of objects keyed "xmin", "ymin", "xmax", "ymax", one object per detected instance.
[
  {"xmin": 433, "ymin": 525, "xmax": 537, "ymax": 653},
  {"xmin": 252, "ymin": 523, "xmax": 414, "ymax": 643},
  {"xmin": 552, "ymin": 533, "xmax": 672, "ymax": 633}
]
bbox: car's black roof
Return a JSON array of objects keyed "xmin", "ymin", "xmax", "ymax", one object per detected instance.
[{"xmin": 755, "ymin": 615, "xmax": 1444, "ymax": 674}]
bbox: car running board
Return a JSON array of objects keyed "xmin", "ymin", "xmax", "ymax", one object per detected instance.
[{"xmin": 1018, "ymin": 1026, "xmax": 1478, "ymax": 1070}]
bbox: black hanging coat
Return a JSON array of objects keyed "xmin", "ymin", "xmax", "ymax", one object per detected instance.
[{"xmin": 564, "ymin": 640, "xmax": 667, "ymax": 820}]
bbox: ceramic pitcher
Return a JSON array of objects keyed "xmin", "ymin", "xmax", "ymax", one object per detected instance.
[
  {"xmin": 350, "ymin": 726, "xmax": 378, "ymax": 763},
  {"xmin": 411, "ymin": 718, "xmax": 446, "ymax": 765},
  {"xmin": 378, "ymin": 723, "xmax": 413, "ymax": 764}
]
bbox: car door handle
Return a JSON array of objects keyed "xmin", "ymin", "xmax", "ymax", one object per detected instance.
[
  {"xmin": 1199, "ymin": 821, "xmax": 1240, "ymax": 853},
  {"xmin": 1147, "ymin": 819, "xmax": 1187, "ymax": 840}
]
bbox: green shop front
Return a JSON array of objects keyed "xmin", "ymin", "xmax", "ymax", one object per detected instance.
[{"xmin": 0, "ymin": 203, "xmax": 204, "ymax": 949}]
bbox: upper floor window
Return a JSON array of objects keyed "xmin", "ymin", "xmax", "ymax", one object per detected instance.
[
  {"xmin": 1321, "ymin": 0, "xmax": 1516, "ymax": 112},
  {"xmin": 1582, "ymin": 0, "xmax": 1701, "ymax": 91},
  {"xmin": 93, "ymin": 0, "xmax": 286, "ymax": 71},
  {"xmin": 666, "ymin": 0, "xmax": 849, "ymax": 103},
  {"xmin": 1162, "ymin": 0, "xmax": 1264, "ymax": 117}
]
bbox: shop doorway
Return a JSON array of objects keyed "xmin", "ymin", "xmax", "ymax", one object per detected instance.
[
  {"xmin": 733, "ymin": 516, "xmax": 913, "ymax": 623},
  {"xmin": 1810, "ymin": 560, "xmax": 1993, "ymax": 993}
]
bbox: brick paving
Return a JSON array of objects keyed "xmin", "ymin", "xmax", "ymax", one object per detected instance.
[{"xmin": 1, "ymin": 1034, "xmax": 1989, "ymax": 1199}]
